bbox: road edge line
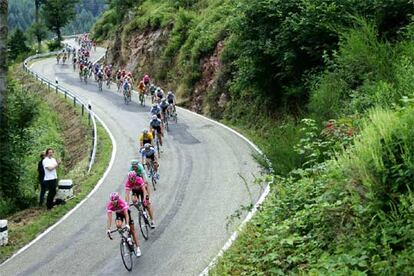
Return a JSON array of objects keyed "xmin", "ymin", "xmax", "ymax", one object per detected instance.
[
  {"xmin": 175, "ymin": 107, "xmax": 273, "ymax": 275},
  {"xmin": 0, "ymin": 60, "xmax": 118, "ymax": 269}
]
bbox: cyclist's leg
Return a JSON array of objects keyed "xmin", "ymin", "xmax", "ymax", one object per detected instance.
[
  {"xmin": 127, "ymin": 210, "xmax": 140, "ymax": 247},
  {"xmin": 158, "ymin": 131, "xmax": 163, "ymax": 146}
]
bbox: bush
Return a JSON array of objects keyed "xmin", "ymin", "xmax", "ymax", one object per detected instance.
[
  {"xmin": 47, "ymin": 39, "xmax": 62, "ymax": 51},
  {"xmin": 0, "ymin": 80, "xmax": 64, "ymax": 217}
]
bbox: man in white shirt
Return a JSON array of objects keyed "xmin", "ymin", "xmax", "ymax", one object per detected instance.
[{"xmin": 42, "ymin": 148, "xmax": 61, "ymax": 209}]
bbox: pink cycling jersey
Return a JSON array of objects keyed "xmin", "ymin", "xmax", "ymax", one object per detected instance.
[
  {"xmin": 106, "ymin": 198, "xmax": 129, "ymax": 214},
  {"xmin": 125, "ymin": 176, "xmax": 145, "ymax": 191}
]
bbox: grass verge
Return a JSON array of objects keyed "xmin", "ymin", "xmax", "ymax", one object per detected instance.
[{"xmin": 0, "ymin": 64, "xmax": 112, "ymax": 263}]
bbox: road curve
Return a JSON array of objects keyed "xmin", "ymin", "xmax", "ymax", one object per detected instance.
[{"xmin": 0, "ymin": 41, "xmax": 262, "ymax": 276}]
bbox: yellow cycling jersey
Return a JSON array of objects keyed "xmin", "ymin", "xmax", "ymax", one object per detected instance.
[{"xmin": 139, "ymin": 133, "xmax": 153, "ymax": 143}]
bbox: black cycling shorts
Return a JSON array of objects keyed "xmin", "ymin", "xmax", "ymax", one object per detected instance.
[
  {"xmin": 115, "ymin": 209, "xmax": 134, "ymax": 225},
  {"xmin": 161, "ymin": 106, "xmax": 168, "ymax": 112},
  {"xmin": 132, "ymin": 188, "xmax": 144, "ymax": 200},
  {"xmin": 146, "ymin": 154, "xmax": 155, "ymax": 161},
  {"xmin": 168, "ymin": 99, "xmax": 174, "ymax": 104},
  {"xmin": 152, "ymin": 125, "xmax": 161, "ymax": 133},
  {"xmin": 143, "ymin": 139, "xmax": 152, "ymax": 145}
]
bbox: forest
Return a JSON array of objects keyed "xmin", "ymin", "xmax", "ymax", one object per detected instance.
[{"xmin": 8, "ymin": 0, "xmax": 106, "ymax": 34}]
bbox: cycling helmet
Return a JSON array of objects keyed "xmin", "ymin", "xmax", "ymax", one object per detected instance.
[
  {"xmin": 152, "ymin": 114, "xmax": 158, "ymax": 120},
  {"xmin": 143, "ymin": 129, "xmax": 148, "ymax": 134},
  {"xmin": 131, "ymin": 159, "xmax": 139, "ymax": 166},
  {"xmin": 110, "ymin": 192, "xmax": 119, "ymax": 201},
  {"xmin": 144, "ymin": 143, "xmax": 151, "ymax": 149},
  {"xmin": 128, "ymin": 171, "xmax": 137, "ymax": 179},
  {"xmin": 144, "ymin": 74, "xmax": 149, "ymax": 78},
  {"xmin": 168, "ymin": 91, "xmax": 173, "ymax": 95},
  {"xmin": 153, "ymin": 103, "xmax": 158, "ymax": 107}
]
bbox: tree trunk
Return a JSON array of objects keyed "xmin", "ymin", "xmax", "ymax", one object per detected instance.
[
  {"xmin": 0, "ymin": 0, "xmax": 8, "ymax": 128},
  {"xmin": 57, "ymin": 27, "xmax": 61, "ymax": 44},
  {"xmin": 35, "ymin": 0, "xmax": 41, "ymax": 50}
]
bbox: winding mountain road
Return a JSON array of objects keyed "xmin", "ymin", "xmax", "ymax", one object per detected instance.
[{"xmin": 0, "ymin": 41, "xmax": 262, "ymax": 275}]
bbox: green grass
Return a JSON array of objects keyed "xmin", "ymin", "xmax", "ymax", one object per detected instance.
[{"xmin": 0, "ymin": 66, "xmax": 113, "ymax": 263}]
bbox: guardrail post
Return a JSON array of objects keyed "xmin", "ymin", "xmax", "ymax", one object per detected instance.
[
  {"xmin": 65, "ymin": 91, "xmax": 67, "ymax": 99},
  {"xmin": 48, "ymin": 83, "xmax": 50, "ymax": 92},
  {"xmin": 73, "ymin": 97, "xmax": 76, "ymax": 107},
  {"xmin": 88, "ymin": 104, "xmax": 92, "ymax": 126},
  {"xmin": 56, "ymin": 86, "xmax": 58, "ymax": 94},
  {"xmin": 82, "ymin": 104, "xmax": 84, "ymax": 116}
]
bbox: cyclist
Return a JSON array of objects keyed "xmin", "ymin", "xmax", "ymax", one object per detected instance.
[
  {"xmin": 143, "ymin": 74, "xmax": 150, "ymax": 86},
  {"xmin": 56, "ymin": 53, "xmax": 61, "ymax": 64},
  {"xmin": 167, "ymin": 91, "xmax": 176, "ymax": 112},
  {"xmin": 149, "ymin": 84, "xmax": 157, "ymax": 103},
  {"xmin": 125, "ymin": 171, "xmax": 156, "ymax": 228},
  {"xmin": 140, "ymin": 143, "xmax": 159, "ymax": 177},
  {"xmin": 159, "ymin": 98, "xmax": 169, "ymax": 122},
  {"xmin": 138, "ymin": 80, "xmax": 146, "ymax": 94},
  {"xmin": 150, "ymin": 114, "xmax": 163, "ymax": 146},
  {"xmin": 123, "ymin": 77, "xmax": 132, "ymax": 99},
  {"xmin": 150, "ymin": 103, "xmax": 162, "ymax": 119},
  {"xmin": 97, "ymin": 69, "xmax": 104, "ymax": 89},
  {"xmin": 155, "ymin": 88, "xmax": 164, "ymax": 103},
  {"xmin": 129, "ymin": 159, "xmax": 150, "ymax": 194},
  {"xmin": 106, "ymin": 192, "xmax": 141, "ymax": 257},
  {"xmin": 139, "ymin": 129, "xmax": 153, "ymax": 148},
  {"xmin": 116, "ymin": 69, "xmax": 122, "ymax": 91}
]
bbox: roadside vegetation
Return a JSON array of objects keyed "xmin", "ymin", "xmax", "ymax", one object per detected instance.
[
  {"xmin": 93, "ymin": 0, "xmax": 414, "ymax": 273},
  {"xmin": 0, "ymin": 63, "xmax": 112, "ymax": 263}
]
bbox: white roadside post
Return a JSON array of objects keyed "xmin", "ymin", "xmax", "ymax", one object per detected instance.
[
  {"xmin": 56, "ymin": 179, "xmax": 74, "ymax": 200},
  {"xmin": 0, "ymin": 220, "xmax": 8, "ymax": 246}
]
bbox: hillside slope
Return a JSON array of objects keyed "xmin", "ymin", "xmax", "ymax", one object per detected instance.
[{"xmin": 93, "ymin": 0, "xmax": 414, "ymax": 273}]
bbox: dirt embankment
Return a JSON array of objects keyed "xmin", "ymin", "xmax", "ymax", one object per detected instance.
[{"xmin": 105, "ymin": 27, "xmax": 226, "ymax": 116}]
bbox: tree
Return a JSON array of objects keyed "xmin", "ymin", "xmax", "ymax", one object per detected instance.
[
  {"xmin": 28, "ymin": 22, "xmax": 48, "ymax": 51},
  {"xmin": 41, "ymin": 0, "xmax": 79, "ymax": 42},
  {"xmin": 0, "ymin": 0, "xmax": 7, "ymax": 127},
  {"xmin": 34, "ymin": 0, "xmax": 47, "ymax": 50},
  {"xmin": 8, "ymin": 28, "xmax": 30, "ymax": 60}
]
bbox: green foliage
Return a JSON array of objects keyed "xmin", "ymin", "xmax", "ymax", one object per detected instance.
[
  {"xmin": 0, "ymin": 81, "xmax": 64, "ymax": 217},
  {"xmin": 212, "ymin": 107, "xmax": 414, "ymax": 275},
  {"xmin": 41, "ymin": 0, "xmax": 80, "ymax": 41},
  {"xmin": 7, "ymin": 28, "xmax": 30, "ymax": 61},
  {"xmin": 8, "ymin": 0, "xmax": 106, "ymax": 35}
]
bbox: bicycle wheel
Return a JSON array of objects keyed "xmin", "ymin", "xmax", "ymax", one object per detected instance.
[
  {"xmin": 139, "ymin": 94, "xmax": 144, "ymax": 106},
  {"xmin": 152, "ymin": 174, "xmax": 157, "ymax": 191},
  {"xmin": 138, "ymin": 211, "xmax": 149, "ymax": 240},
  {"xmin": 120, "ymin": 239, "xmax": 133, "ymax": 271},
  {"xmin": 156, "ymin": 137, "xmax": 160, "ymax": 158}
]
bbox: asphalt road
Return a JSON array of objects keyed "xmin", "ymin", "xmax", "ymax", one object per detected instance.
[{"xmin": 0, "ymin": 41, "xmax": 262, "ymax": 275}]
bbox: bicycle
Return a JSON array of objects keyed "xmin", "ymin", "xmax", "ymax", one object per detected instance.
[
  {"xmin": 167, "ymin": 104, "xmax": 178, "ymax": 124},
  {"xmin": 98, "ymin": 78, "xmax": 103, "ymax": 91},
  {"xmin": 139, "ymin": 92, "xmax": 145, "ymax": 106},
  {"xmin": 147, "ymin": 160, "xmax": 158, "ymax": 191},
  {"xmin": 107, "ymin": 226, "xmax": 137, "ymax": 271},
  {"xmin": 106, "ymin": 76, "xmax": 111, "ymax": 88},
  {"xmin": 153, "ymin": 129, "xmax": 161, "ymax": 158},
  {"xmin": 130, "ymin": 201, "xmax": 151, "ymax": 240},
  {"xmin": 83, "ymin": 70, "xmax": 88, "ymax": 84},
  {"xmin": 162, "ymin": 110, "xmax": 169, "ymax": 132},
  {"xmin": 123, "ymin": 87, "xmax": 132, "ymax": 104}
]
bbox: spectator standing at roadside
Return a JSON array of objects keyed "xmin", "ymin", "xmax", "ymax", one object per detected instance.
[
  {"xmin": 42, "ymin": 148, "xmax": 61, "ymax": 210},
  {"xmin": 38, "ymin": 152, "xmax": 46, "ymax": 206}
]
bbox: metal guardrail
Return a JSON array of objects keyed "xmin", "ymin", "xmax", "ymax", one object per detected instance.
[{"xmin": 23, "ymin": 50, "xmax": 99, "ymax": 174}]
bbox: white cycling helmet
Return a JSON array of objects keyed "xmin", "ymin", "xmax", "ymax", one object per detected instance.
[
  {"xmin": 168, "ymin": 91, "xmax": 173, "ymax": 95},
  {"xmin": 152, "ymin": 114, "xmax": 157, "ymax": 120},
  {"xmin": 144, "ymin": 143, "xmax": 151, "ymax": 149},
  {"xmin": 143, "ymin": 128, "xmax": 148, "ymax": 134}
]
